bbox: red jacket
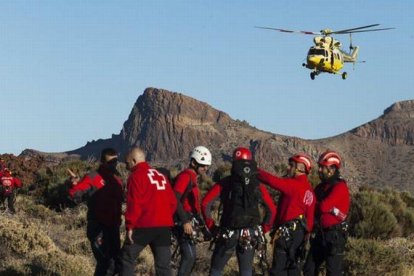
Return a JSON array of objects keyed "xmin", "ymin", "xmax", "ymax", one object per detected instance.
[
  {"xmin": 314, "ymin": 179, "xmax": 350, "ymax": 229},
  {"xmin": 173, "ymin": 169, "xmax": 201, "ymax": 222},
  {"xmin": 257, "ymin": 169, "xmax": 316, "ymax": 232},
  {"xmin": 201, "ymin": 176, "xmax": 277, "ymax": 233},
  {"xmin": 1, "ymin": 175, "xmax": 22, "ymax": 195},
  {"xmin": 125, "ymin": 162, "xmax": 177, "ymax": 230},
  {"xmin": 68, "ymin": 167, "xmax": 123, "ymax": 227}
]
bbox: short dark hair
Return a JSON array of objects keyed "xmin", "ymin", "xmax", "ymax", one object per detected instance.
[{"xmin": 100, "ymin": 148, "xmax": 118, "ymax": 163}]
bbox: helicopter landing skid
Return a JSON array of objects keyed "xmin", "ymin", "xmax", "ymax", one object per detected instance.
[{"xmin": 308, "ymin": 69, "xmax": 347, "ymax": 80}]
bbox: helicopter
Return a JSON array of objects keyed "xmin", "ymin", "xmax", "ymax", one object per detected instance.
[{"xmin": 256, "ymin": 24, "xmax": 394, "ymax": 80}]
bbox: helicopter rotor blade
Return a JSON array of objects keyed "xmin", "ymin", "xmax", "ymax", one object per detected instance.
[
  {"xmin": 336, "ymin": 27, "xmax": 395, "ymax": 34},
  {"xmin": 255, "ymin": 26, "xmax": 321, "ymax": 35},
  {"xmin": 331, "ymin": 24, "xmax": 380, "ymax": 34}
]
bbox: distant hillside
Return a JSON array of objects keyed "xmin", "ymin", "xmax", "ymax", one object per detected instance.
[{"xmin": 20, "ymin": 88, "xmax": 414, "ymax": 192}]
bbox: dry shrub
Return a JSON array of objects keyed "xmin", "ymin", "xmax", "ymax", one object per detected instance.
[
  {"xmin": 16, "ymin": 196, "xmax": 55, "ymax": 220},
  {"xmin": 0, "ymin": 217, "xmax": 55, "ymax": 255},
  {"xmin": 0, "ymin": 197, "xmax": 94, "ymax": 275},
  {"xmin": 57, "ymin": 204, "xmax": 88, "ymax": 230},
  {"xmin": 135, "ymin": 247, "xmax": 155, "ymax": 275},
  {"xmin": 344, "ymin": 237, "xmax": 414, "ymax": 275},
  {"xmin": 401, "ymin": 267, "xmax": 414, "ymax": 276},
  {"xmin": 30, "ymin": 249, "xmax": 94, "ymax": 275},
  {"xmin": 0, "ymin": 258, "xmax": 31, "ymax": 275},
  {"xmin": 384, "ymin": 236, "xmax": 414, "ymax": 262}
]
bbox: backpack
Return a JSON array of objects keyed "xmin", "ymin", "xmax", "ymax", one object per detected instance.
[{"xmin": 225, "ymin": 159, "xmax": 261, "ymax": 228}]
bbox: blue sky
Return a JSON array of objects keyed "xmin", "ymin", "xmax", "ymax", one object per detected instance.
[{"xmin": 1, "ymin": 1, "xmax": 412, "ymax": 155}]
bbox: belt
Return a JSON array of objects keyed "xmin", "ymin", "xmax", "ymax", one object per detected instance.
[{"xmin": 322, "ymin": 221, "xmax": 348, "ymax": 232}]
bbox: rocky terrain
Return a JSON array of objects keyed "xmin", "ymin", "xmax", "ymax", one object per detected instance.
[
  {"xmin": 58, "ymin": 87, "xmax": 414, "ymax": 192},
  {"xmin": 2, "ymin": 87, "xmax": 414, "ymax": 275}
]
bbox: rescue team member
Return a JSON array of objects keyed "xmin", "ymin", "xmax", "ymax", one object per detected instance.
[
  {"xmin": 173, "ymin": 146, "xmax": 213, "ymax": 276},
  {"xmin": 120, "ymin": 147, "xmax": 177, "ymax": 276},
  {"xmin": 304, "ymin": 150, "xmax": 350, "ymax": 276},
  {"xmin": 257, "ymin": 153, "xmax": 315, "ymax": 276},
  {"xmin": 0, "ymin": 158, "xmax": 6, "ymax": 175},
  {"xmin": 202, "ymin": 147, "xmax": 276, "ymax": 276},
  {"xmin": 68, "ymin": 148, "xmax": 123, "ymax": 276},
  {"xmin": 0, "ymin": 168, "xmax": 22, "ymax": 214}
]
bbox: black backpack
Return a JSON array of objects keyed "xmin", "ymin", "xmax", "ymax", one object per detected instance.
[{"xmin": 225, "ymin": 159, "xmax": 261, "ymax": 228}]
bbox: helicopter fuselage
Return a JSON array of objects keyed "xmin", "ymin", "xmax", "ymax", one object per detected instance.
[{"xmin": 305, "ymin": 46, "xmax": 344, "ymax": 74}]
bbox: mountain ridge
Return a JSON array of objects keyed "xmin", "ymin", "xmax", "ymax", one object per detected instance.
[{"xmin": 21, "ymin": 87, "xmax": 414, "ymax": 192}]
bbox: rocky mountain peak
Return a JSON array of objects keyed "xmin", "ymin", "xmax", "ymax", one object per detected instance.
[
  {"xmin": 119, "ymin": 87, "xmax": 233, "ymax": 162},
  {"xmin": 382, "ymin": 100, "xmax": 414, "ymax": 119},
  {"xmin": 351, "ymin": 100, "xmax": 414, "ymax": 146}
]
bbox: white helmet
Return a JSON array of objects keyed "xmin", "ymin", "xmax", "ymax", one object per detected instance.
[{"xmin": 190, "ymin": 146, "xmax": 212, "ymax": 166}]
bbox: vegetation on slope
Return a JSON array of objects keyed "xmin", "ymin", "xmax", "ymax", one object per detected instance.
[{"xmin": 0, "ymin": 157, "xmax": 413, "ymax": 275}]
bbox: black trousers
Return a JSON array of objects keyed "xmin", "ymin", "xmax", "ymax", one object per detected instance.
[
  {"xmin": 209, "ymin": 228, "xmax": 256, "ymax": 276},
  {"xmin": 303, "ymin": 229, "xmax": 347, "ymax": 276},
  {"xmin": 270, "ymin": 227, "xmax": 305, "ymax": 276},
  {"xmin": 87, "ymin": 220, "xmax": 121, "ymax": 276},
  {"xmin": 1, "ymin": 191, "xmax": 16, "ymax": 213},
  {"xmin": 120, "ymin": 227, "xmax": 172, "ymax": 276}
]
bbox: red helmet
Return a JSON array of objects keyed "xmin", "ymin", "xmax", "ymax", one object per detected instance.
[
  {"xmin": 289, "ymin": 153, "xmax": 312, "ymax": 174},
  {"xmin": 233, "ymin": 147, "xmax": 252, "ymax": 161},
  {"xmin": 318, "ymin": 150, "xmax": 341, "ymax": 169}
]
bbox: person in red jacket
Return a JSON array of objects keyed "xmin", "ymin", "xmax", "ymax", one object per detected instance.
[
  {"xmin": 173, "ymin": 146, "xmax": 213, "ymax": 276},
  {"xmin": 68, "ymin": 148, "xmax": 123, "ymax": 276},
  {"xmin": 0, "ymin": 168, "xmax": 22, "ymax": 214},
  {"xmin": 120, "ymin": 147, "xmax": 177, "ymax": 276},
  {"xmin": 257, "ymin": 153, "xmax": 315, "ymax": 276},
  {"xmin": 202, "ymin": 147, "xmax": 276, "ymax": 276},
  {"xmin": 303, "ymin": 150, "xmax": 350, "ymax": 276},
  {"xmin": 0, "ymin": 158, "xmax": 6, "ymax": 175}
]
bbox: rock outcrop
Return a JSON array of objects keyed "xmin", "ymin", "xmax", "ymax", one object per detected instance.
[
  {"xmin": 351, "ymin": 100, "xmax": 414, "ymax": 145},
  {"xmin": 60, "ymin": 88, "xmax": 414, "ymax": 192}
]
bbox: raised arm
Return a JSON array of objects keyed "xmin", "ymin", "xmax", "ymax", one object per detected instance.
[
  {"xmin": 257, "ymin": 168, "xmax": 295, "ymax": 195},
  {"xmin": 258, "ymin": 184, "xmax": 277, "ymax": 233},
  {"xmin": 201, "ymin": 183, "xmax": 223, "ymax": 231}
]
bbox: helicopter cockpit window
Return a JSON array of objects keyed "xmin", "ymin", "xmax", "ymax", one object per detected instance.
[{"xmin": 308, "ymin": 48, "xmax": 326, "ymax": 56}]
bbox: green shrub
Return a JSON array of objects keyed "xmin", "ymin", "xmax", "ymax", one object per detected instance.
[
  {"xmin": 349, "ymin": 190, "xmax": 397, "ymax": 239},
  {"xmin": 32, "ymin": 160, "xmax": 94, "ymax": 210},
  {"xmin": 400, "ymin": 191, "xmax": 414, "ymax": 208},
  {"xmin": 349, "ymin": 187, "xmax": 414, "ymax": 239}
]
